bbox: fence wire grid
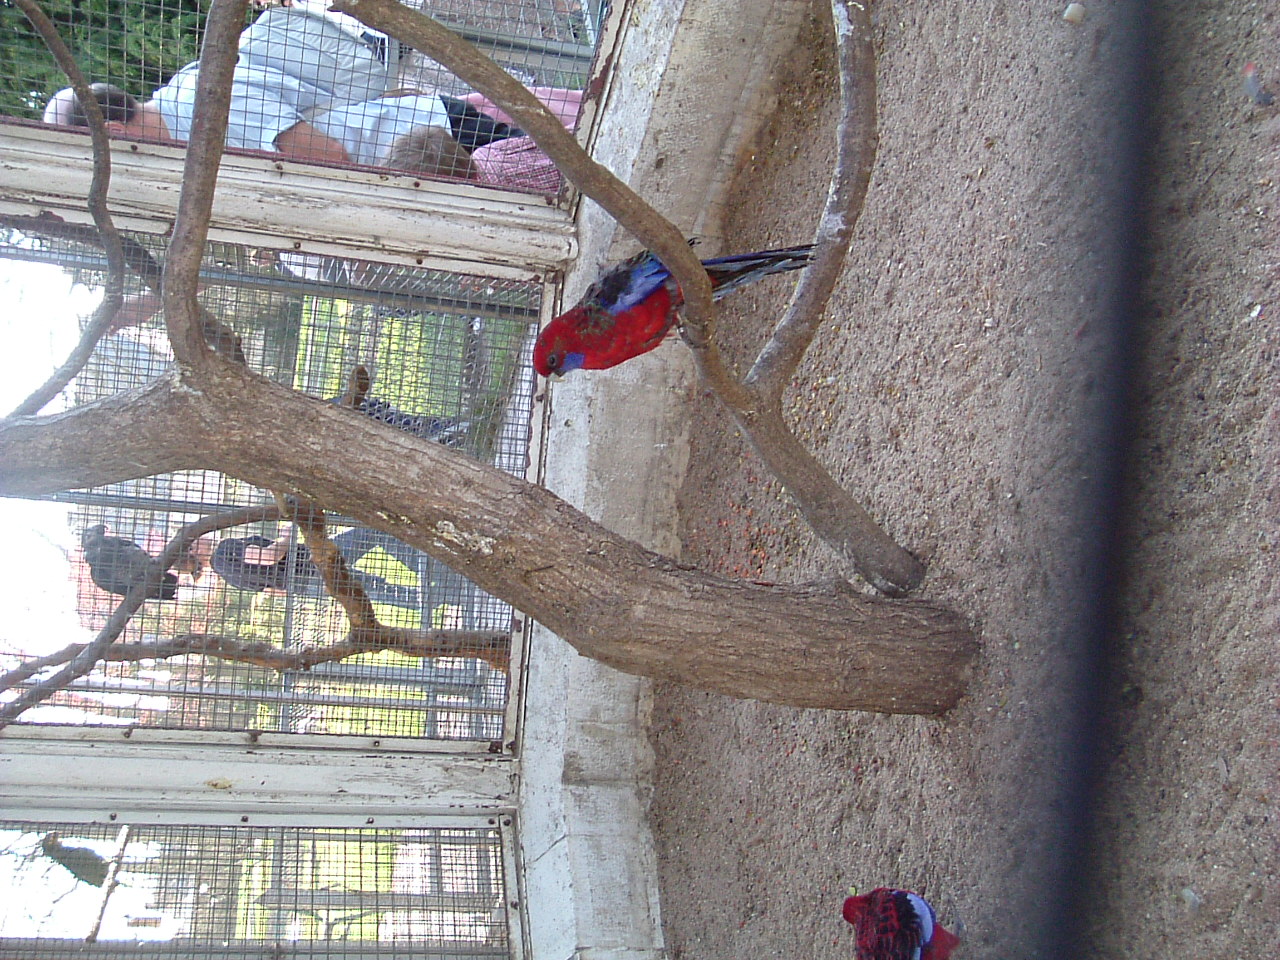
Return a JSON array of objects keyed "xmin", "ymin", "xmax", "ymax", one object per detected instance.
[
  {"xmin": 0, "ymin": 223, "xmax": 541, "ymax": 743},
  {"xmin": 1, "ymin": 0, "xmax": 603, "ymax": 193},
  {"xmin": 0, "ymin": 819, "xmax": 512, "ymax": 959}
]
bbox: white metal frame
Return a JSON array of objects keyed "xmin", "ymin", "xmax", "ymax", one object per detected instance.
[
  {"xmin": 0, "ymin": 728, "xmax": 517, "ymax": 825},
  {"xmin": 0, "ymin": 102, "xmax": 565, "ymax": 758},
  {"xmin": 0, "ymin": 122, "xmax": 576, "ymax": 280},
  {"xmin": 0, "ymin": 103, "xmax": 562, "ymax": 955}
]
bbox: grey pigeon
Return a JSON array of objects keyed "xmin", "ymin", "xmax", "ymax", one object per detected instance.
[{"xmin": 80, "ymin": 524, "xmax": 178, "ymax": 600}]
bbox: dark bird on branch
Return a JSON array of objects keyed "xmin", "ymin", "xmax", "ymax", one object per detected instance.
[{"xmin": 80, "ymin": 524, "xmax": 178, "ymax": 600}]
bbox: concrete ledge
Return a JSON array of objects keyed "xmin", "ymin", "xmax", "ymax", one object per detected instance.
[{"xmin": 516, "ymin": 1, "xmax": 811, "ymax": 957}]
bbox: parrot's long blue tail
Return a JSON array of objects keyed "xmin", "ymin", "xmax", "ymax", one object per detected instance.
[{"xmin": 702, "ymin": 245, "xmax": 815, "ymax": 299}]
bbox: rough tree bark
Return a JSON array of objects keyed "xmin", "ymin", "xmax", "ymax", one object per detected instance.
[
  {"xmin": 0, "ymin": 0, "xmax": 979, "ymax": 715},
  {"xmin": 0, "ymin": 367, "xmax": 974, "ymax": 714}
]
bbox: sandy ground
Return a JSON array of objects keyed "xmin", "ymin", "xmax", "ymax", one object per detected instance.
[{"xmin": 647, "ymin": 2, "xmax": 1278, "ymax": 958}]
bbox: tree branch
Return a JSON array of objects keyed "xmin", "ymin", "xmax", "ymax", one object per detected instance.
[
  {"xmin": 277, "ymin": 493, "xmax": 382, "ymax": 632},
  {"xmin": 0, "ymin": 585, "xmax": 153, "ymax": 725},
  {"xmin": 0, "ymin": 361, "xmax": 973, "ymax": 712},
  {"xmin": 745, "ymin": 0, "xmax": 879, "ymax": 398},
  {"xmin": 4, "ymin": 628, "xmax": 509, "ymax": 684},
  {"xmin": 334, "ymin": 0, "xmax": 922, "ymax": 594},
  {"xmin": 85, "ymin": 826, "xmax": 130, "ymax": 943},
  {"xmin": 331, "ymin": 0, "xmax": 714, "ymax": 324},
  {"xmin": 162, "ymin": 0, "xmax": 249, "ymax": 368}
]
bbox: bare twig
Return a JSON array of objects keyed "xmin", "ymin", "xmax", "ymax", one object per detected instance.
[
  {"xmin": 85, "ymin": 826, "xmax": 130, "ymax": 943},
  {"xmin": 0, "ymin": 504, "xmax": 280, "ymax": 722},
  {"xmin": 6, "ymin": 300, "xmax": 123, "ymax": 419},
  {"xmin": 6, "ymin": 628, "xmax": 509, "ymax": 678},
  {"xmin": 0, "ymin": 582, "xmax": 161, "ymax": 725},
  {"xmin": 9, "ymin": 0, "xmax": 128, "ymax": 417}
]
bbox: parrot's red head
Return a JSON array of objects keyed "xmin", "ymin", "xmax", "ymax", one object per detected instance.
[
  {"xmin": 842, "ymin": 893, "xmax": 872, "ymax": 925},
  {"xmin": 533, "ymin": 309, "xmax": 588, "ymax": 378},
  {"xmin": 842, "ymin": 888, "xmax": 960, "ymax": 960}
]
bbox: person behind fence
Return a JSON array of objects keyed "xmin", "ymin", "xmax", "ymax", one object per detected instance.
[
  {"xmin": 306, "ymin": 87, "xmax": 579, "ymax": 178},
  {"xmin": 40, "ymin": 0, "xmax": 523, "ymax": 164},
  {"xmin": 381, "ymin": 87, "xmax": 582, "ymax": 191},
  {"xmin": 195, "ymin": 527, "xmax": 426, "ymax": 609}
]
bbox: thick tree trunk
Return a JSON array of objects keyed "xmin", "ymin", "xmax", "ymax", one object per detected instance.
[{"xmin": 0, "ymin": 360, "xmax": 977, "ymax": 714}]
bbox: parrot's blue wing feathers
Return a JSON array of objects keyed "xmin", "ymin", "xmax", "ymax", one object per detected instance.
[
  {"xmin": 581, "ymin": 244, "xmax": 813, "ymax": 318},
  {"xmin": 587, "ymin": 251, "xmax": 673, "ymax": 314}
]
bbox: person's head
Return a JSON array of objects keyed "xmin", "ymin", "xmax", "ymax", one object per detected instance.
[
  {"xmin": 385, "ymin": 125, "xmax": 479, "ymax": 181},
  {"xmin": 191, "ymin": 535, "xmax": 218, "ymax": 567},
  {"xmin": 44, "ymin": 83, "xmax": 137, "ymax": 126},
  {"xmin": 43, "ymin": 82, "xmax": 169, "ymax": 141}
]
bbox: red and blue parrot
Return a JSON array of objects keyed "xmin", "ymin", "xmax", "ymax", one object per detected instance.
[
  {"xmin": 842, "ymin": 887, "xmax": 961, "ymax": 960},
  {"xmin": 533, "ymin": 244, "xmax": 814, "ymax": 376}
]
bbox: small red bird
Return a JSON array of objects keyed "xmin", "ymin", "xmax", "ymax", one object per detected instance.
[
  {"xmin": 842, "ymin": 887, "xmax": 960, "ymax": 960},
  {"xmin": 1242, "ymin": 62, "xmax": 1275, "ymax": 105},
  {"xmin": 533, "ymin": 244, "xmax": 814, "ymax": 376}
]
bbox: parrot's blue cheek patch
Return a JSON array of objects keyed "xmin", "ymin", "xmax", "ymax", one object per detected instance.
[{"xmin": 560, "ymin": 351, "xmax": 586, "ymax": 374}]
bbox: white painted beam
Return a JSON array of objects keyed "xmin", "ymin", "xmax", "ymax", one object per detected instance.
[
  {"xmin": 0, "ymin": 123, "xmax": 575, "ymax": 279},
  {"xmin": 0, "ymin": 731, "xmax": 515, "ymax": 825}
]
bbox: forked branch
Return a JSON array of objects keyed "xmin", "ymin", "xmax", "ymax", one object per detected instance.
[{"xmin": 335, "ymin": 0, "xmax": 923, "ymax": 593}]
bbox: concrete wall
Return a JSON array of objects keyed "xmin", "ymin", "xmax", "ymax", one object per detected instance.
[{"xmin": 517, "ymin": 1, "xmax": 811, "ymax": 957}]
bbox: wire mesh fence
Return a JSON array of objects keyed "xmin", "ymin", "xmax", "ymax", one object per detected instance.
[
  {"xmin": 1, "ymin": 0, "xmax": 601, "ymax": 192},
  {"xmin": 0, "ymin": 819, "xmax": 512, "ymax": 959},
  {"xmin": 0, "ymin": 222, "xmax": 540, "ymax": 743}
]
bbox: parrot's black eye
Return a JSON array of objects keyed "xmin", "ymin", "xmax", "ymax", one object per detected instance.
[{"xmin": 546, "ymin": 352, "xmax": 561, "ymax": 371}]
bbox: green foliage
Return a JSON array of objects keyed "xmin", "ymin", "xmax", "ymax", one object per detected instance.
[{"xmin": 0, "ymin": 0, "xmax": 212, "ymax": 120}]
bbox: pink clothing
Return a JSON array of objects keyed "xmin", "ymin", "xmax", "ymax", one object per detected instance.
[
  {"xmin": 472, "ymin": 136, "xmax": 562, "ymax": 191},
  {"xmin": 459, "ymin": 87, "xmax": 582, "ymax": 131},
  {"xmin": 462, "ymin": 88, "xmax": 581, "ymax": 192}
]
